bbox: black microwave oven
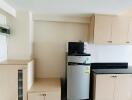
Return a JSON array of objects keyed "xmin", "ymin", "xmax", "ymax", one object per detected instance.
[{"xmin": 68, "ymin": 42, "xmax": 85, "ymax": 55}]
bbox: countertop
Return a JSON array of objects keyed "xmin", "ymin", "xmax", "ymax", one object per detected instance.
[
  {"xmin": 0, "ymin": 60, "xmax": 32, "ymax": 65},
  {"xmin": 92, "ymin": 67, "xmax": 132, "ymax": 74},
  {"xmin": 29, "ymin": 78, "xmax": 61, "ymax": 93}
]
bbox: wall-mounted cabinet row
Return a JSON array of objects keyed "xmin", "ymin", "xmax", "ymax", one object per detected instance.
[{"xmin": 89, "ymin": 15, "xmax": 132, "ymax": 44}]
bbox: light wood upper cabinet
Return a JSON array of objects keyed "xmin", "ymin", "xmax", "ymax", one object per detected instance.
[
  {"xmin": 111, "ymin": 17, "xmax": 129, "ymax": 44},
  {"xmin": 89, "ymin": 15, "xmax": 132, "ymax": 44},
  {"xmin": 94, "ymin": 15, "xmax": 113, "ymax": 44},
  {"xmin": 89, "ymin": 15, "xmax": 114, "ymax": 44}
]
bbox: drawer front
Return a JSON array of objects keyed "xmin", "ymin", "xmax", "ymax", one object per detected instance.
[
  {"xmin": 28, "ymin": 92, "xmax": 46, "ymax": 100},
  {"xmin": 28, "ymin": 92, "xmax": 61, "ymax": 100},
  {"xmin": 45, "ymin": 92, "xmax": 61, "ymax": 100}
]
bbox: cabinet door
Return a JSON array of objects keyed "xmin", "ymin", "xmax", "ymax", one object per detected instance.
[
  {"xmin": 45, "ymin": 92, "xmax": 61, "ymax": 100},
  {"xmin": 94, "ymin": 74, "xmax": 116, "ymax": 100},
  {"xmin": 94, "ymin": 15, "xmax": 113, "ymax": 44},
  {"xmin": 28, "ymin": 93, "xmax": 44, "ymax": 100},
  {"xmin": 0, "ymin": 68, "xmax": 18, "ymax": 100},
  {"xmin": 67, "ymin": 65, "xmax": 90, "ymax": 99},
  {"xmin": 112, "ymin": 17, "xmax": 129, "ymax": 44},
  {"xmin": 115, "ymin": 74, "xmax": 132, "ymax": 100}
]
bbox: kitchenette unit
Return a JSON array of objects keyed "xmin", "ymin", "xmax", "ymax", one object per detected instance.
[{"xmin": 1, "ymin": 1, "xmax": 132, "ymax": 100}]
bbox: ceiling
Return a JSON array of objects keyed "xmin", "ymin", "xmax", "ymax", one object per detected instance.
[{"xmin": 4, "ymin": 0, "xmax": 132, "ymax": 16}]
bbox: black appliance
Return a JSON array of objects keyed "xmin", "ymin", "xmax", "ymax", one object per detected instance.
[{"xmin": 68, "ymin": 42, "xmax": 85, "ymax": 55}]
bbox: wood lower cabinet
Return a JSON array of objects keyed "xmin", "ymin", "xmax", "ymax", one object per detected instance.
[
  {"xmin": 93, "ymin": 74, "xmax": 132, "ymax": 100},
  {"xmin": 0, "ymin": 68, "xmax": 18, "ymax": 100},
  {"xmin": 93, "ymin": 74, "xmax": 116, "ymax": 100},
  {"xmin": 0, "ymin": 60, "xmax": 34, "ymax": 100},
  {"xmin": 28, "ymin": 79, "xmax": 61, "ymax": 100},
  {"xmin": 115, "ymin": 74, "xmax": 132, "ymax": 100}
]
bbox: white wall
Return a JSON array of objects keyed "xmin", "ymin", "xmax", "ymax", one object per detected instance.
[
  {"xmin": 34, "ymin": 21, "xmax": 89, "ymax": 78},
  {"xmin": 34, "ymin": 20, "xmax": 132, "ymax": 78},
  {"xmin": 0, "ymin": 0, "xmax": 16, "ymax": 17},
  {"xmin": 87, "ymin": 44, "xmax": 132, "ymax": 65},
  {"xmin": 0, "ymin": 10, "xmax": 33, "ymax": 60},
  {"xmin": 7, "ymin": 11, "xmax": 33, "ymax": 60}
]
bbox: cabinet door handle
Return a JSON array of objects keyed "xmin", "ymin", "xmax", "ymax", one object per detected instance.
[
  {"xmin": 126, "ymin": 41, "xmax": 130, "ymax": 44},
  {"xmin": 43, "ymin": 94, "xmax": 46, "ymax": 96},
  {"xmin": 40, "ymin": 94, "xmax": 44, "ymax": 96},
  {"xmin": 40, "ymin": 94, "xmax": 46, "ymax": 96},
  {"xmin": 107, "ymin": 41, "xmax": 112, "ymax": 43},
  {"xmin": 111, "ymin": 76, "xmax": 117, "ymax": 78}
]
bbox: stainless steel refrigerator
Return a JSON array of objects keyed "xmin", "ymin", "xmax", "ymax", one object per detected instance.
[{"xmin": 67, "ymin": 55, "xmax": 91, "ymax": 100}]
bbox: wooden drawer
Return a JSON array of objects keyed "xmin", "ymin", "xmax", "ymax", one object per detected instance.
[
  {"xmin": 28, "ymin": 78, "xmax": 61, "ymax": 100},
  {"xmin": 28, "ymin": 91, "xmax": 61, "ymax": 100}
]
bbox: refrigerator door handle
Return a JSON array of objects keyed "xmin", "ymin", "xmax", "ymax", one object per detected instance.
[{"xmin": 68, "ymin": 62, "xmax": 90, "ymax": 66}]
